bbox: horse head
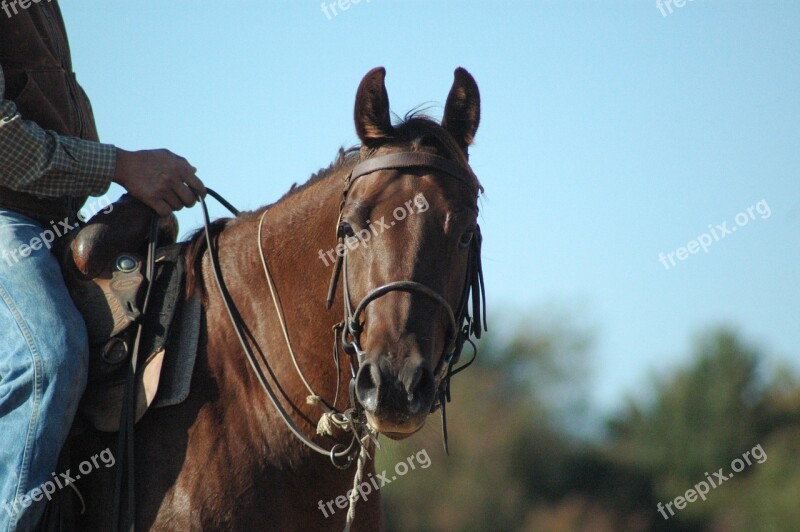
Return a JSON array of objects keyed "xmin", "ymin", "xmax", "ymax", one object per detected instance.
[{"xmin": 335, "ymin": 67, "xmax": 485, "ymax": 439}]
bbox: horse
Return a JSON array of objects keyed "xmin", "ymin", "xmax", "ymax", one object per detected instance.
[{"xmin": 70, "ymin": 66, "xmax": 485, "ymax": 531}]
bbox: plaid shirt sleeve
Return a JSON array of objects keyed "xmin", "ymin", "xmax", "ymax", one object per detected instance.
[{"xmin": 0, "ymin": 65, "xmax": 116, "ymax": 198}]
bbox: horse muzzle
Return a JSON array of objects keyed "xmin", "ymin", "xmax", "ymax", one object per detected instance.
[{"xmin": 354, "ymin": 356, "xmax": 436, "ymax": 437}]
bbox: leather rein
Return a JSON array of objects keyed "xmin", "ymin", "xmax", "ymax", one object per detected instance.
[
  {"xmin": 198, "ymin": 151, "xmax": 486, "ymax": 468},
  {"xmin": 109, "ymin": 152, "xmax": 485, "ymax": 532}
]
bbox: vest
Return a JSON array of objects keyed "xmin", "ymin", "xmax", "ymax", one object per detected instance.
[{"xmin": 0, "ymin": 1, "xmax": 101, "ymax": 227}]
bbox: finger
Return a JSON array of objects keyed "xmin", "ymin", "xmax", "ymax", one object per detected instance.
[
  {"xmin": 177, "ymin": 156, "xmax": 198, "ymax": 174},
  {"xmin": 181, "ymin": 171, "xmax": 206, "ymax": 197},
  {"xmin": 162, "ymin": 191, "xmax": 184, "ymax": 212},
  {"xmin": 150, "ymin": 199, "xmax": 172, "ymax": 218},
  {"xmin": 174, "ymin": 181, "xmax": 197, "ymax": 207}
]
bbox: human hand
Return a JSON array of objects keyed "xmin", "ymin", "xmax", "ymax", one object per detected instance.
[{"xmin": 112, "ymin": 148, "xmax": 206, "ymax": 217}]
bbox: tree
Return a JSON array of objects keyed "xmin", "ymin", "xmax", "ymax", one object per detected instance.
[{"xmin": 608, "ymin": 327, "xmax": 800, "ymax": 530}]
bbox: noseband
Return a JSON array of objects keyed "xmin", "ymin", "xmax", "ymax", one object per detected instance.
[{"xmin": 326, "ymin": 151, "xmax": 487, "ymax": 418}]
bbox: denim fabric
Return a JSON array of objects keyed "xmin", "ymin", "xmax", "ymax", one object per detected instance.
[{"xmin": 0, "ymin": 210, "xmax": 88, "ymax": 532}]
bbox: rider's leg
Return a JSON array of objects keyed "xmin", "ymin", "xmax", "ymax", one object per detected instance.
[{"xmin": 0, "ymin": 210, "xmax": 89, "ymax": 532}]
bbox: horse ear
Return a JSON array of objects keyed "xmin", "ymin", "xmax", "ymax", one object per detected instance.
[
  {"xmin": 442, "ymin": 67, "xmax": 481, "ymax": 151},
  {"xmin": 354, "ymin": 67, "xmax": 394, "ymax": 147}
]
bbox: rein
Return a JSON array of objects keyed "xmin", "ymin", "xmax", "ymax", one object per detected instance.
[
  {"xmin": 199, "ymin": 190, "xmax": 371, "ymax": 469},
  {"xmin": 195, "ymin": 150, "xmax": 485, "ymax": 529},
  {"xmin": 199, "ymin": 189, "xmax": 375, "ymax": 532}
]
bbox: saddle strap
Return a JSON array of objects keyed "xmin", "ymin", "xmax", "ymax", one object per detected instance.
[{"xmin": 112, "ymin": 218, "xmax": 158, "ymax": 532}]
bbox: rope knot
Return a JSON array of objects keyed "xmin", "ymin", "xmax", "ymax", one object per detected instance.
[
  {"xmin": 306, "ymin": 394, "xmax": 323, "ymax": 406},
  {"xmin": 316, "ymin": 412, "xmax": 337, "ymax": 437}
]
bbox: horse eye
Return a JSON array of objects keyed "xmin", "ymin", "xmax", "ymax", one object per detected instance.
[
  {"xmin": 459, "ymin": 230, "xmax": 474, "ymax": 249},
  {"xmin": 339, "ymin": 222, "xmax": 355, "ymax": 239}
]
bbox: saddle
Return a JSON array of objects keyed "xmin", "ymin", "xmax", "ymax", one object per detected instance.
[{"xmin": 59, "ymin": 195, "xmax": 200, "ymax": 432}]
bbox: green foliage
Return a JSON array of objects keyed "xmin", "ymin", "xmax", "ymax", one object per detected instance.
[
  {"xmin": 607, "ymin": 328, "xmax": 800, "ymax": 529},
  {"xmin": 379, "ymin": 319, "xmax": 800, "ymax": 532},
  {"xmin": 608, "ymin": 330, "xmax": 761, "ymax": 499},
  {"xmin": 713, "ymin": 428, "xmax": 800, "ymax": 531}
]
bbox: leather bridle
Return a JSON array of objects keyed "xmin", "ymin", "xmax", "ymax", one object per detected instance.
[{"xmin": 326, "ymin": 151, "xmax": 487, "ymax": 428}]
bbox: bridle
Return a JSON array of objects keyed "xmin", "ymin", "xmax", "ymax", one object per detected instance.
[
  {"xmin": 326, "ymin": 151, "xmax": 487, "ymax": 425},
  {"xmin": 196, "ymin": 150, "xmax": 485, "ymax": 529}
]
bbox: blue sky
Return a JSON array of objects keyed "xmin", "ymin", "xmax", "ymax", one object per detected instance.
[{"xmin": 60, "ymin": 1, "xmax": 799, "ymax": 413}]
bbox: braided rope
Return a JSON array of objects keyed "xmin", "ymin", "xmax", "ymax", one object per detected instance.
[{"xmin": 343, "ymin": 435, "xmax": 375, "ymax": 532}]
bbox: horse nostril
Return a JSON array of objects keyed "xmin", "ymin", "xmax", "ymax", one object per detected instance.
[
  {"xmin": 405, "ymin": 365, "xmax": 435, "ymax": 415},
  {"xmin": 357, "ymin": 359, "xmax": 436, "ymax": 415},
  {"xmin": 355, "ymin": 362, "xmax": 380, "ymax": 413}
]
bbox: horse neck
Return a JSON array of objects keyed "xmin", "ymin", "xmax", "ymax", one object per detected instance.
[{"xmin": 201, "ymin": 165, "xmax": 353, "ymax": 454}]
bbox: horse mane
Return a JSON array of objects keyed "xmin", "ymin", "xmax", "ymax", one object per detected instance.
[{"xmin": 183, "ymin": 112, "xmax": 478, "ymax": 299}]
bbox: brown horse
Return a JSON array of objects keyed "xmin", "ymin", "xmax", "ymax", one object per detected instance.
[{"xmin": 72, "ymin": 66, "xmax": 484, "ymax": 531}]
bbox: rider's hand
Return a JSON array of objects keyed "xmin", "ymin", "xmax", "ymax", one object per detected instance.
[{"xmin": 112, "ymin": 148, "xmax": 206, "ymax": 217}]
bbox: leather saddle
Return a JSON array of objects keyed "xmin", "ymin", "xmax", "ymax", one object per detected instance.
[{"xmin": 60, "ymin": 195, "xmax": 199, "ymax": 432}]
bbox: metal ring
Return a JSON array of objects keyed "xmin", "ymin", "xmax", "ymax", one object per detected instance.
[
  {"xmin": 329, "ymin": 443, "xmax": 355, "ymax": 470},
  {"xmin": 329, "ymin": 411, "xmax": 349, "ymax": 428},
  {"xmin": 341, "ymin": 326, "xmax": 357, "ymax": 356}
]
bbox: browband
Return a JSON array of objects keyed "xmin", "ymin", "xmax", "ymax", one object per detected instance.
[{"xmin": 348, "ymin": 152, "xmax": 480, "ymax": 197}]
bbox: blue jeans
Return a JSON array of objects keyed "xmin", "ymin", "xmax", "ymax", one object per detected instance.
[{"xmin": 0, "ymin": 210, "xmax": 89, "ymax": 532}]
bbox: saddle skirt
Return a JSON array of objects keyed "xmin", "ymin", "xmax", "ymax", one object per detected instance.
[
  {"xmin": 60, "ymin": 197, "xmax": 201, "ymax": 432},
  {"xmin": 77, "ymin": 245, "xmax": 201, "ymax": 432}
]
